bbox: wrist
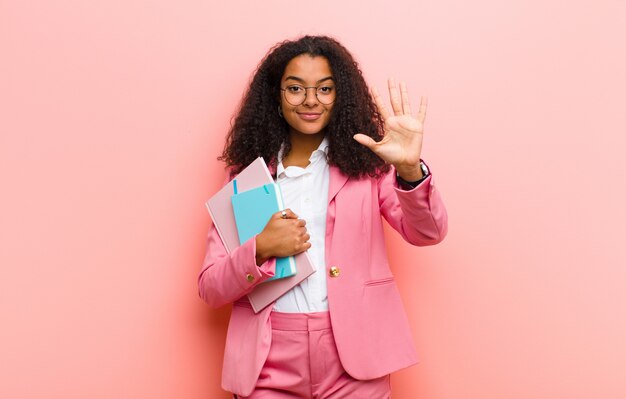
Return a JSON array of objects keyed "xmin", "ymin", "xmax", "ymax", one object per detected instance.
[
  {"xmin": 396, "ymin": 161, "xmax": 430, "ymax": 188},
  {"xmin": 395, "ymin": 164, "xmax": 423, "ymax": 182},
  {"xmin": 254, "ymin": 235, "xmax": 271, "ymax": 266}
]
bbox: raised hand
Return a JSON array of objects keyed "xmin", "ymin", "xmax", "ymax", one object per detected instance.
[{"xmin": 353, "ymin": 78, "xmax": 427, "ymax": 181}]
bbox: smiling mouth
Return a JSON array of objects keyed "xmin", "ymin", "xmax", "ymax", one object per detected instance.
[{"xmin": 297, "ymin": 112, "xmax": 322, "ymax": 121}]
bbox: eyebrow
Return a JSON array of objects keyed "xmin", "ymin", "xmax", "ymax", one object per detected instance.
[{"xmin": 284, "ymin": 76, "xmax": 334, "ymax": 84}]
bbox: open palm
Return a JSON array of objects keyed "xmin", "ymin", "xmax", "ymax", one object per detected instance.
[{"xmin": 354, "ymin": 78, "xmax": 427, "ymax": 181}]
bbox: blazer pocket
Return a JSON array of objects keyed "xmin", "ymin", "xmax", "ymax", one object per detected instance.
[{"xmin": 364, "ymin": 276, "xmax": 395, "ymax": 287}]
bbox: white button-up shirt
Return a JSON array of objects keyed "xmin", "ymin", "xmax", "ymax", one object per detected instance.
[{"xmin": 273, "ymin": 138, "xmax": 330, "ymax": 313}]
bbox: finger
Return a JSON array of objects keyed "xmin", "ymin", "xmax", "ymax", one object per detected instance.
[
  {"xmin": 371, "ymin": 86, "xmax": 390, "ymax": 121},
  {"xmin": 388, "ymin": 78, "xmax": 403, "ymax": 116},
  {"xmin": 353, "ymin": 134, "xmax": 378, "ymax": 151},
  {"xmin": 302, "ymin": 233, "xmax": 311, "ymax": 242},
  {"xmin": 400, "ymin": 81, "xmax": 412, "ymax": 115},
  {"xmin": 296, "ymin": 219, "xmax": 307, "ymax": 227},
  {"xmin": 296, "ymin": 226, "xmax": 307, "ymax": 237},
  {"xmin": 417, "ymin": 96, "xmax": 428, "ymax": 123},
  {"xmin": 278, "ymin": 208, "xmax": 298, "ymax": 219}
]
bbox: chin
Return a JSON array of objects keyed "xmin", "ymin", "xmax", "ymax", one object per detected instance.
[{"xmin": 292, "ymin": 126, "xmax": 327, "ymax": 136}]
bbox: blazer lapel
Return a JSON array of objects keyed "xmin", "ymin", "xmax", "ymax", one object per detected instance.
[{"xmin": 328, "ymin": 165, "xmax": 349, "ymax": 204}]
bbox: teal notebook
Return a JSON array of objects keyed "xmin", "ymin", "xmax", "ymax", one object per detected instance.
[{"xmin": 231, "ymin": 182, "xmax": 297, "ymax": 281}]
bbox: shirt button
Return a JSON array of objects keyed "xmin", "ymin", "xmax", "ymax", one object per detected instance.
[
  {"xmin": 246, "ymin": 273, "xmax": 255, "ymax": 283},
  {"xmin": 329, "ymin": 266, "xmax": 340, "ymax": 278}
]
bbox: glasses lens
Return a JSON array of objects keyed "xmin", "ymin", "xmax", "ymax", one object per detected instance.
[
  {"xmin": 317, "ymin": 86, "xmax": 335, "ymax": 105},
  {"xmin": 284, "ymin": 85, "xmax": 305, "ymax": 105}
]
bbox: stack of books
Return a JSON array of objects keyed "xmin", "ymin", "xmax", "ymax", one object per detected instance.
[{"xmin": 205, "ymin": 158, "xmax": 316, "ymax": 313}]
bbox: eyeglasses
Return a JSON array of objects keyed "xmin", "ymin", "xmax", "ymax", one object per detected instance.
[{"xmin": 280, "ymin": 84, "xmax": 336, "ymax": 105}]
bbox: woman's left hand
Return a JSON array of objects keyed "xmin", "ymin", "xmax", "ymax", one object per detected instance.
[{"xmin": 353, "ymin": 78, "xmax": 427, "ymax": 181}]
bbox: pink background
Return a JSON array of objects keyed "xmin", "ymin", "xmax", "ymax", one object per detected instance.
[{"xmin": 1, "ymin": 0, "xmax": 625, "ymax": 398}]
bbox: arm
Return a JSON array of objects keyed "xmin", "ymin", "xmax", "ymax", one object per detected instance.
[
  {"xmin": 198, "ymin": 209, "xmax": 310, "ymax": 308},
  {"xmin": 197, "ymin": 224, "xmax": 276, "ymax": 309},
  {"xmin": 378, "ymin": 164, "xmax": 448, "ymax": 246},
  {"xmin": 354, "ymin": 78, "xmax": 447, "ymax": 245}
]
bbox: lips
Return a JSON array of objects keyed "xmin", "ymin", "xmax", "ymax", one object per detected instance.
[{"xmin": 297, "ymin": 112, "xmax": 322, "ymax": 121}]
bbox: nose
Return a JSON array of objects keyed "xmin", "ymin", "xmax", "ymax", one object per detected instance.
[{"xmin": 302, "ymin": 87, "xmax": 319, "ymax": 107}]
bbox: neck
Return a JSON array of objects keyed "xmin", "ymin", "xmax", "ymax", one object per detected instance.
[{"xmin": 283, "ymin": 131, "xmax": 325, "ymax": 168}]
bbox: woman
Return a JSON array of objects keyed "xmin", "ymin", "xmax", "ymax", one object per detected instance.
[{"xmin": 199, "ymin": 35, "xmax": 448, "ymax": 398}]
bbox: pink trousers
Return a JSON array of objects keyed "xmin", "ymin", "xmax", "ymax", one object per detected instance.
[{"xmin": 236, "ymin": 309, "xmax": 391, "ymax": 399}]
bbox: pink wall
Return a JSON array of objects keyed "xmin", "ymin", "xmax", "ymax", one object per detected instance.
[{"xmin": 1, "ymin": 0, "xmax": 625, "ymax": 397}]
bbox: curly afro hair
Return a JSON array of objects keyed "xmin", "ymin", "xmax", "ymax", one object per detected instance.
[{"xmin": 219, "ymin": 35, "xmax": 389, "ymax": 179}]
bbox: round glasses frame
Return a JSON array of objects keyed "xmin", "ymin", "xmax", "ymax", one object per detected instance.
[{"xmin": 280, "ymin": 84, "xmax": 336, "ymax": 106}]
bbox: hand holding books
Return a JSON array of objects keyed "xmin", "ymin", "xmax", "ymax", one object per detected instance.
[{"xmin": 254, "ymin": 208, "xmax": 311, "ymax": 265}]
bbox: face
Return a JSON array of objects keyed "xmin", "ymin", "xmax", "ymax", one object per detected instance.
[{"xmin": 279, "ymin": 54, "xmax": 335, "ymax": 137}]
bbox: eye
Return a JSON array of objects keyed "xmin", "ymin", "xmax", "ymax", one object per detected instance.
[
  {"xmin": 318, "ymin": 86, "xmax": 334, "ymax": 94},
  {"xmin": 286, "ymin": 85, "xmax": 304, "ymax": 93}
]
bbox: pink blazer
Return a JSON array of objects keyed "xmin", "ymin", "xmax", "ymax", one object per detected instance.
[{"xmin": 198, "ymin": 164, "xmax": 448, "ymax": 396}]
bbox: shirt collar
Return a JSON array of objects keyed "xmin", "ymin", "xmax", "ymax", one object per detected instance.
[{"xmin": 277, "ymin": 137, "xmax": 329, "ymax": 178}]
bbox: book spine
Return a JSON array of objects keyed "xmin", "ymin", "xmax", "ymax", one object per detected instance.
[{"xmin": 274, "ymin": 183, "xmax": 285, "ymax": 210}]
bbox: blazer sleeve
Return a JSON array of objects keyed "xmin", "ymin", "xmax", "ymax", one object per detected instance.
[
  {"xmin": 197, "ymin": 222, "xmax": 277, "ymax": 309},
  {"xmin": 377, "ymin": 162, "xmax": 448, "ymax": 246}
]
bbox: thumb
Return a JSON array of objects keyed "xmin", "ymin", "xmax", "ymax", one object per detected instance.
[{"xmin": 353, "ymin": 133, "xmax": 377, "ymax": 150}]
